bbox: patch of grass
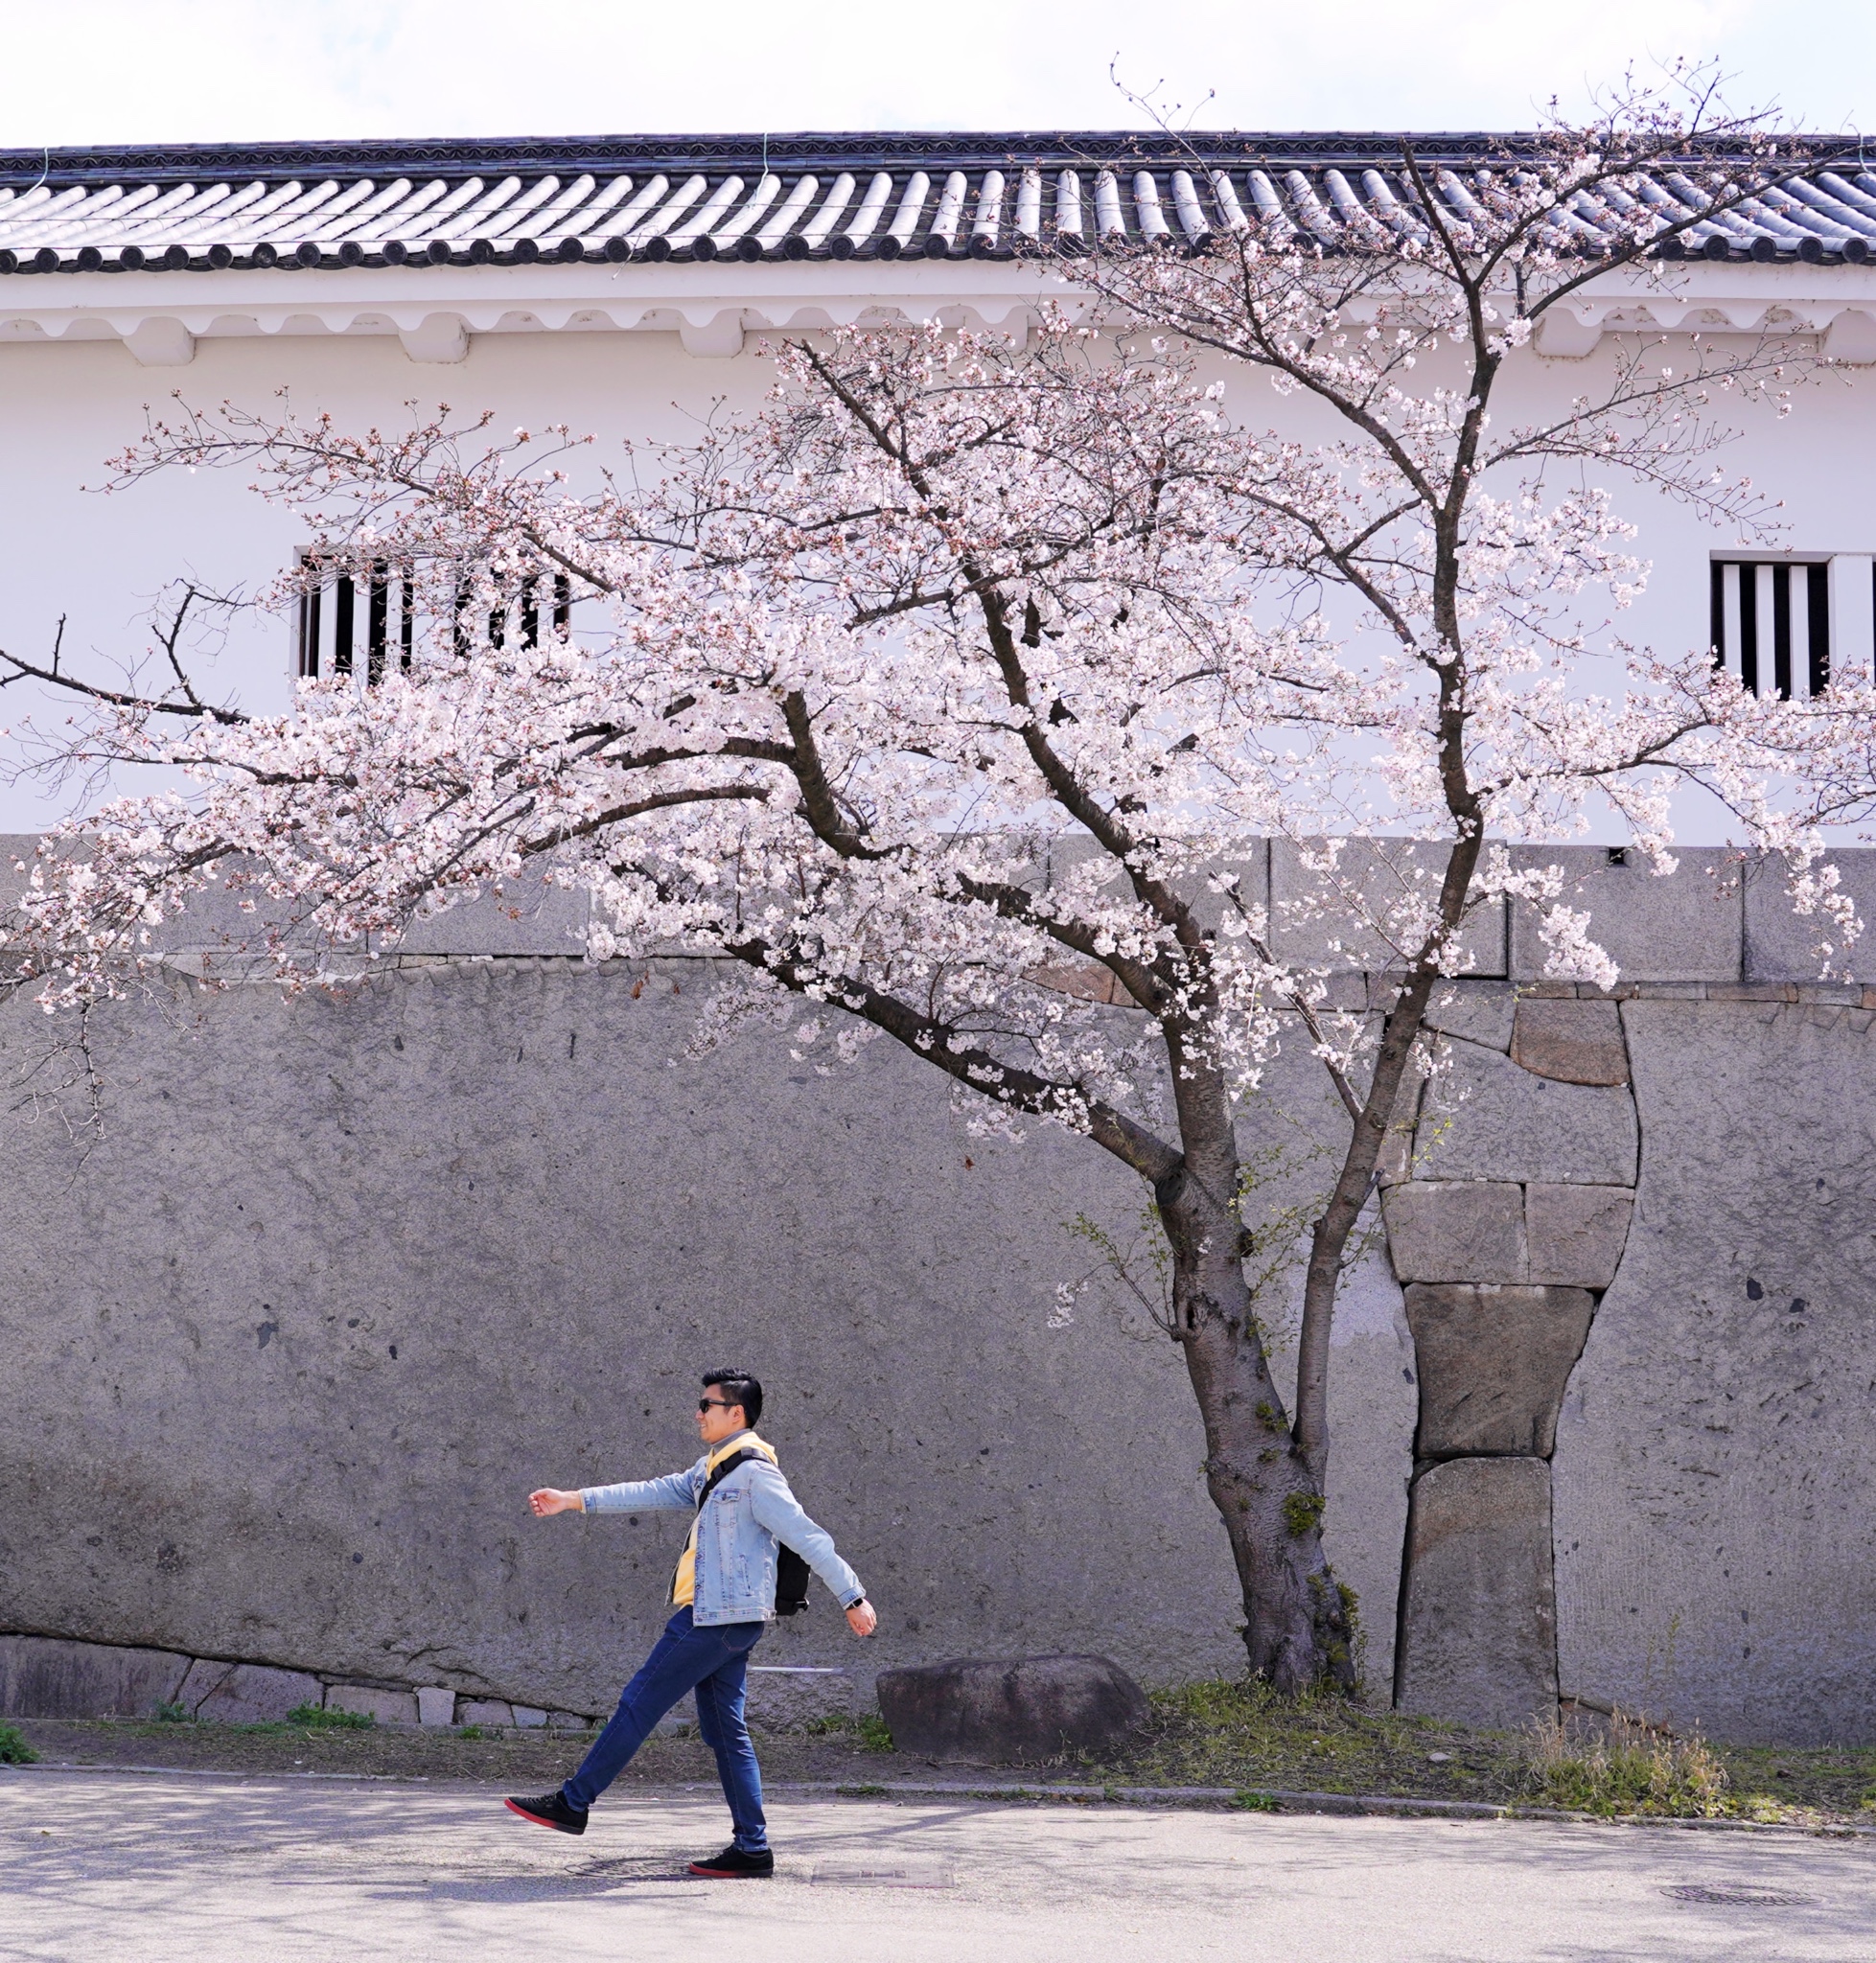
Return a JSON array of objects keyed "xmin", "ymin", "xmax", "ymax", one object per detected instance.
[
  {"xmin": 287, "ymin": 1704, "xmax": 374, "ymax": 1731},
  {"xmin": 1098, "ymin": 1677, "xmax": 1518, "ymax": 1802},
  {"xmin": 456, "ymin": 1725, "xmax": 485, "ymax": 1741},
  {"xmin": 1706, "ymin": 1742, "xmax": 1876, "ymax": 1823},
  {"xmin": 151, "ymin": 1701, "xmax": 193, "ymax": 1723},
  {"xmin": 805, "ymin": 1711, "xmax": 894, "ymax": 1753},
  {"xmin": 1231, "ymin": 1789, "xmax": 1281, "ymax": 1812},
  {"xmin": 1526, "ymin": 1713, "xmax": 1728, "ymax": 1818},
  {"xmin": 0, "ymin": 1721, "xmax": 39, "ymax": 1765}
]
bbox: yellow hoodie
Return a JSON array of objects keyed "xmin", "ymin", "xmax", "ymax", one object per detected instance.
[{"xmin": 671, "ymin": 1432, "xmax": 777, "ymax": 1608}]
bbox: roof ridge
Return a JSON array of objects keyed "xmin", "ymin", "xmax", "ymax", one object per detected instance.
[{"xmin": 6, "ymin": 128, "xmax": 1869, "ymax": 190}]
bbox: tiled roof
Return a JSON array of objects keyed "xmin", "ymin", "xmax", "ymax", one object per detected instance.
[{"xmin": 1, "ymin": 132, "xmax": 1872, "ymax": 272}]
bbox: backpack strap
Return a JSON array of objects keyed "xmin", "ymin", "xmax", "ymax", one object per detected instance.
[{"xmin": 696, "ymin": 1444, "xmax": 770, "ymax": 1510}]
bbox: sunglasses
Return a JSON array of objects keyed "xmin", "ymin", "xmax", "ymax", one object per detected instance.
[{"xmin": 698, "ymin": 1397, "xmax": 738, "ymax": 1413}]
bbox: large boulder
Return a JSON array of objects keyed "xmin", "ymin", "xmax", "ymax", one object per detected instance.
[{"xmin": 876, "ymin": 1653, "xmax": 1149, "ymax": 1764}]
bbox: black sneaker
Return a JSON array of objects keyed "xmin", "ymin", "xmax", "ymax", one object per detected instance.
[
  {"xmin": 504, "ymin": 1790, "xmax": 588, "ymax": 1836},
  {"xmin": 689, "ymin": 1843, "xmax": 775, "ymax": 1878}
]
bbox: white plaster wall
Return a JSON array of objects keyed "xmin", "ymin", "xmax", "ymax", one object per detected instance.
[{"xmin": 6, "ymin": 279, "xmax": 1876, "ymax": 838}]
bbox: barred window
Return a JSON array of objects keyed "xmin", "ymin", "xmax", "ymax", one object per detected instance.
[
  {"xmin": 295, "ymin": 560, "xmax": 415, "ymax": 683},
  {"xmin": 1709, "ymin": 556, "xmax": 1876, "ymax": 701},
  {"xmin": 295, "ymin": 560, "xmax": 573, "ymax": 681},
  {"xmin": 451, "ymin": 573, "xmax": 573, "ymax": 658},
  {"xmin": 1709, "ymin": 559, "xmax": 1831, "ymax": 700}
]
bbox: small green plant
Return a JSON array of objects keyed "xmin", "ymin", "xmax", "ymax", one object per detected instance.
[
  {"xmin": 1526, "ymin": 1713, "xmax": 1728, "ymax": 1818},
  {"xmin": 152, "ymin": 1700, "xmax": 194, "ymax": 1723},
  {"xmin": 456, "ymin": 1724, "xmax": 485, "ymax": 1741},
  {"xmin": 1231, "ymin": 1789, "xmax": 1281, "ymax": 1812},
  {"xmin": 0, "ymin": 1721, "xmax": 39, "ymax": 1765},
  {"xmin": 286, "ymin": 1704, "xmax": 374, "ymax": 1730},
  {"xmin": 855, "ymin": 1713, "xmax": 894, "ymax": 1753},
  {"xmin": 805, "ymin": 1711, "xmax": 894, "ymax": 1752}
]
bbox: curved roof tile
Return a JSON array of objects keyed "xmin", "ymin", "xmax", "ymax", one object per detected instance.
[{"xmin": 0, "ymin": 131, "xmax": 1870, "ymax": 271}]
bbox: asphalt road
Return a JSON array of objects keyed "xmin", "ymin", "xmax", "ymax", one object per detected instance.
[{"xmin": 4, "ymin": 1768, "xmax": 1875, "ymax": 1961}]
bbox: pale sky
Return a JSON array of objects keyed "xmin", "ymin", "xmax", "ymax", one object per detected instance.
[{"xmin": 4, "ymin": 0, "xmax": 1871, "ymax": 149}]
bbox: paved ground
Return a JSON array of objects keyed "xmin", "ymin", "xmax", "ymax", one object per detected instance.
[{"xmin": 3, "ymin": 1768, "xmax": 1875, "ymax": 1962}]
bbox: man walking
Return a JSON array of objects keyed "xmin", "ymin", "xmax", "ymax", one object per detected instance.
[{"xmin": 504, "ymin": 1368, "xmax": 875, "ymax": 1876}]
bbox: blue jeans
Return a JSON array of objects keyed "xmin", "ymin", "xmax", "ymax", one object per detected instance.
[{"xmin": 560, "ymin": 1607, "xmax": 768, "ymax": 1849}]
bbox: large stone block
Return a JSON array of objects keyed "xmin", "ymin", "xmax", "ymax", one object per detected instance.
[
  {"xmin": 1047, "ymin": 832, "xmax": 1267, "ymax": 934},
  {"xmin": 1510, "ymin": 1000, "xmax": 1629, "ymax": 1086},
  {"xmin": 1396, "ymin": 1457, "xmax": 1558, "ymax": 1728},
  {"xmin": 397, "ymin": 866, "xmax": 592, "ymax": 958},
  {"xmin": 876, "ymin": 1654, "xmax": 1149, "ymax": 1764},
  {"xmin": 457, "ymin": 1698, "xmax": 515, "ymax": 1727},
  {"xmin": 744, "ymin": 1666, "xmax": 856, "ymax": 1731},
  {"xmin": 1271, "ymin": 839, "xmax": 1506, "ymax": 977},
  {"xmin": 1416, "ymin": 1042, "xmax": 1638, "ymax": 1187},
  {"xmin": 1403, "ymin": 1283, "xmax": 1596, "ymax": 1458},
  {"xmin": 1382, "ymin": 1182, "xmax": 1526, "ymax": 1285},
  {"xmin": 1424, "ymin": 982, "xmax": 1516, "ymax": 1053},
  {"xmin": 325, "ymin": 1683, "xmax": 418, "ymax": 1724},
  {"xmin": 1525, "ymin": 1185, "xmax": 1633, "ymax": 1289},
  {"xmin": 0, "ymin": 835, "xmax": 64, "ymax": 930},
  {"xmin": 1509, "ymin": 846, "xmax": 1743, "ymax": 982},
  {"xmin": 1554, "ymin": 998, "xmax": 1876, "ymax": 1744},
  {"xmin": 1742, "ymin": 849, "xmax": 1876, "ymax": 982},
  {"xmin": 184, "ymin": 1659, "xmax": 324, "ymax": 1722},
  {"xmin": 0, "ymin": 1634, "xmax": 190, "ymax": 1719},
  {"xmin": 416, "ymin": 1685, "xmax": 458, "ymax": 1726},
  {"xmin": 4, "ymin": 840, "xmax": 595, "ymax": 964}
]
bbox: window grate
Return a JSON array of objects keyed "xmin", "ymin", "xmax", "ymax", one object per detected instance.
[
  {"xmin": 1710, "ymin": 560, "xmax": 1832, "ymax": 699},
  {"xmin": 296, "ymin": 560, "xmax": 571, "ymax": 681}
]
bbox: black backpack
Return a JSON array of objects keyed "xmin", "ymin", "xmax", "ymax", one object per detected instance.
[{"xmin": 693, "ymin": 1446, "xmax": 811, "ymax": 1617}]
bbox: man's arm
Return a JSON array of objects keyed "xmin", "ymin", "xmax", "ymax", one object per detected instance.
[
  {"xmin": 527, "ymin": 1464, "xmax": 702, "ymax": 1517},
  {"xmin": 744, "ymin": 1465, "xmax": 874, "ymax": 1634}
]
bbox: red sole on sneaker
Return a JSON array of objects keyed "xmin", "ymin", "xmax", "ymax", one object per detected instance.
[
  {"xmin": 504, "ymin": 1798, "xmax": 581, "ymax": 1834},
  {"xmin": 688, "ymin": 1864, "xmax": 774, "ymax": 1878}
]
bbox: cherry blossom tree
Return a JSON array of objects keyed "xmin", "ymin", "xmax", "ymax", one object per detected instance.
[{"xmin": 3, "ymin": 80, "xmax": 1850, "ymax": 1691}]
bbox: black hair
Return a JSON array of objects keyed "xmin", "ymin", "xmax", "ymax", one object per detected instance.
[{"xmin": 702, "ymin": 1368, "xmax": 762, "ymax": 1428}]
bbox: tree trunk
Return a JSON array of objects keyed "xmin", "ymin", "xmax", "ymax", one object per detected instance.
[{"xmin": 1155, "ymin": 1155, "xmax": 1356, "ymax": 1695}]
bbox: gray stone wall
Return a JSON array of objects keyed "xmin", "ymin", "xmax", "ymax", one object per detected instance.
[
  {"xmin": 1554, "ymin": 995, "xmax": 1876, "ymax": 1745},
  {"xmin": 6, "ymin": 837, "xmax": 1876, "ymax": 1741},
  {"xmin": 0, "ymin": 955, "xmax": 1262, "ymax": 1719}
]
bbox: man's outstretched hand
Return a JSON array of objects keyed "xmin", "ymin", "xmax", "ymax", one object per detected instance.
[
  {"xmin": 846, "ymin": 1600, "xmax": 878, "ymax": 1637},
  {"xmin": 528, "ymin": 1489, "xmax": 584, "ymax": 1517}
]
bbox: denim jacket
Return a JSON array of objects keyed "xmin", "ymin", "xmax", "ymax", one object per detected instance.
[{"xmin": 581, "ymin": 1438, "xmax": 865, "ymax": 1628}]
